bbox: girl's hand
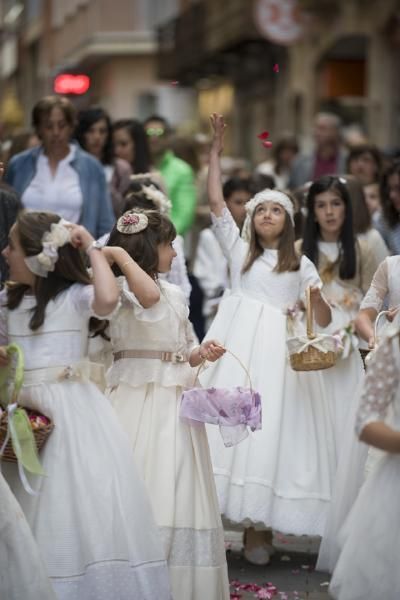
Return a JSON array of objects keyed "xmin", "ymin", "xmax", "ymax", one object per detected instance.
[
  {"xmin": 68, "ymin": 225, "xmax": 94, "ymax": 252},
  {"xmin": 209, "ymin": 113, "xmax": 226, "ymax": 156},
  {"xmin": 368, "ymin": 335, "xmax": 375, "ymax": 350},
  {"xmin": 199, "ymin": 340, "xmax": 226, "ymax": 362},
  {"xmin": 0, "ymin": 162, "xmax": 4, "ymax": 180},
  {"xmin": 387, "ymin": 307, "xmax": 399, "ymax": 323},
  {"xmin": 0, "ymin": 346, "xmax": 10, "ymax": 368}
]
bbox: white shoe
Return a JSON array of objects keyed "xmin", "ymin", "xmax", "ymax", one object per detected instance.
[{"xmin": 243, "ymin": 544, "xmax": 275, "ymax": 566}]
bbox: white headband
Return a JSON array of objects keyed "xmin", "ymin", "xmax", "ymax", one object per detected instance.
[
  {"xmin": 24, "ymin": 218, "xmax": 71, "ymax": 278},
  {"xmin": 241, "ymin": 189, "xmax": 295, "ymax": 242}
]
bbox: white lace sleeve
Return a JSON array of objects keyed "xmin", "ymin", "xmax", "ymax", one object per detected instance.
[
  {"xmin": 355, "ymin": 333, "xmax": 399, "ymax": 436},
  {"xmin": 163, "ymin": 235, "xmax": 191, "ymax": 303},
  {"xmin": 118, "ymin": 277, "xmax": 167, "ymax": 323},
  {"xmin": 0, "ymin": 289, "xmax": 8, "ymax": 345},
  {"xmin": 299, "ymin": 256, "xmax": 323, "ymax": 300},
  {"xmin": 211, "ymin": 207, "xmax": 247, "ymax": 263},
  {"xmin": 69, "ymin": 283, "xmax": 121, "ymax": 320},
  {"xmin": 359, "ymin": 258, "xmax": 388, "ymax": 312}
]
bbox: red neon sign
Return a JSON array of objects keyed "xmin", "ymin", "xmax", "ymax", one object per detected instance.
[{"xmin": 54, "ymin": 74, "xmax": 91, "ymax": 95}]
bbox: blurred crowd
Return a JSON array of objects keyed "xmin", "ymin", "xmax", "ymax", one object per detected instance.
[{"xmin": 1, "ymin": 96, "xmax": 400, "ymax": 340}]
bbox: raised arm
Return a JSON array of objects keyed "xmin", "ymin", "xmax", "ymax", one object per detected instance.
[
  {"xmin": 208, "ymin": 113, "xmax": 227, "ymax": 217},
  {"xmin": 69, "ymin": 225, "xmax": 119, "ymax": 316},
  {"xmin": 101, "ymin": 246, "xmax": 160, "ymax": 308}
]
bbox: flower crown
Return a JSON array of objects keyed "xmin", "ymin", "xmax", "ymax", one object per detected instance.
[
  {"xmin": 24, "ymin": 219, "xmax": 71, "ymax": 278},
  {"xmin": 241, "ymin": 189, "xmax": 295, "ymax": 242},
  {"xmin": 117, "ymin": 211, "xmax": 149, "ymax": 234}
]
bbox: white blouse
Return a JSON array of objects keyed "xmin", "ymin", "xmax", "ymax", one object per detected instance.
[{"xmin": 22, "ymin": 145, "xmax": 83, "ymax": 223}]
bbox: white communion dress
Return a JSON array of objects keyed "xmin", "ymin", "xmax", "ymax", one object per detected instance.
[
  {"xmin": 0, "ymin": 285, "xmax": 171, "ymax": 600},
  {"xmin": 317, "ymin": 254, "xmax": 400, "ymax": 573},
  {"xmin": 330, "ymin": 328, "xmax": 400, "ymax": 600},
  {"xmin": 107, "ymin": 278, "xmax": 230, "ymax": 600},
  {"xmin": 0, "ymin": 472, "xmax": 56, "ymax": 600},
  {"xmin": 200, "ymin": 208, "xmax": 336, "ymax": 536}
]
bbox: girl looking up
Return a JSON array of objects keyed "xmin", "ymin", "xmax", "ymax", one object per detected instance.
[{"xmin": 201, "ymin": 114, "xmax": 334, "ymax": 565}]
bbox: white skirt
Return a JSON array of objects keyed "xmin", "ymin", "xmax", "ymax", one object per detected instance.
[
  {"xmin": 108, "ymin": 381, "xmax": 230, "ymax": 600},
  {"xmin": 0, "ymin": 473, "xmax": 56, "ymax": 600},
  {"xmin": 330, "ymin": 453, "xmax": 400, "ymax": 599},
  {"xmin": 201, "ymin": 292, "xmax": 337, "ymax": 536},
  {"xmin": 4, "ymin": 375, "xmax": 171, "ymax": 600}
]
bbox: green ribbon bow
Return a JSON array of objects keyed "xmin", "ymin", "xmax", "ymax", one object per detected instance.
[{"xmin": 0, "ymin": 344, "xmax": 45, "ymax": 487}]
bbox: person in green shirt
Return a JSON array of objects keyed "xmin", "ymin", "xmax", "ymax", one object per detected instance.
[{"xmin": 144, "ymin": 115, "xmax": 196, "ymax": 236}]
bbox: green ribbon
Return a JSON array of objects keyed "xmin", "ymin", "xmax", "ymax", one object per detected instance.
[{"xmin": 0, "ymin": 344, "xmax": 45, "ymax": 481}]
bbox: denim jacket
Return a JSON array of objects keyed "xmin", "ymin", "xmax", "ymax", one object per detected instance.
[{"xmin": 5, "ymin": 144, "xmax": 115, "ymax": 237}]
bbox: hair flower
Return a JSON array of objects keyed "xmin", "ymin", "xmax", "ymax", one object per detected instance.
[
  {"xmin": 117, "ymin": 211, "xmax": 149, "ymax": 234},
  {"xmin": 24, "ymin": 218, "xmax": 71, "ymax": 278}
]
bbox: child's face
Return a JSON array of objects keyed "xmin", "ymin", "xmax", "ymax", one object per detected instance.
[
  {"xmin": 157, "ymin": 241, "xmax": 177, "ymax": 273},
  {"xmin": 253, "ymin": 201, "xmax": 286, "ymax": 245},
  {"xmin": 313, "ymin": 190, "xmax": 346, "ymax": 241},
  {"xmin": 2, "ymin": 225, "xmax": 35, "ymax": 285},
  {"xmin": 363, "ymin": 183, "xmax": 381, "ymax": 216},
  {"xmin": 226, "ymin": 190, "xmax": 251, "ymax": 229}
]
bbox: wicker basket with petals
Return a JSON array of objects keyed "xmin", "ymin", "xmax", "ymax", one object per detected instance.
[{"xmin": 288, "ymin": 287, "xmax": 337, "ymax": 372}]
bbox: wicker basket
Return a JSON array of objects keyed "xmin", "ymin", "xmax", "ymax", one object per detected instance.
[
  {"xmin": 288, "ymin": 287, "xmax": 337, "ymax": 372},
  {"xmin": 0, "ymin": 344, "xmax": 54, "ymax": 464},
  {"xmin": 0, "ymin": 409, "xmax": 54, "ymax": 463}
]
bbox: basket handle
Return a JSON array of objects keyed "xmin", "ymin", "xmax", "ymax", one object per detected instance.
[
  {"xmin": 194, "ymin": 348, "xmax": 254, "ymax": 392},
  {"xmin": 0, "ymin": 344, "xmax": 24, "ymax": 406},
  {"xmin": 305, "ymin": 286, "xmax": 316, "ymax": 340}
]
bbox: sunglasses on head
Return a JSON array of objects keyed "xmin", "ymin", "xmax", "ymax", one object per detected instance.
[{"xmin": 146, "ymin": 127, "xmax": 165, "ymax": 137}]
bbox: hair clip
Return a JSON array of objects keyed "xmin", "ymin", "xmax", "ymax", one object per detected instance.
[{"xmin": 117, "ymin": 211, "xmax": 149, "ymax": 234}]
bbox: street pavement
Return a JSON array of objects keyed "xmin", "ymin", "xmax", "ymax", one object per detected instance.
[{"xmin": 226, "ymin": 530, "xmax": 332, "ymax": 599}]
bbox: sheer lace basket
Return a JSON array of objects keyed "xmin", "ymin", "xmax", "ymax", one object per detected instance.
[
  {"xmin": 287, "ymin": 287, "xmax": 338, "ymax": 371},
  {"xmin": 0, "ymin": 344, "xmax": 53, "ymax": 464},
  {"xmin": 180, "ymin": 349, "xmax": 262, "ymax": 447}
]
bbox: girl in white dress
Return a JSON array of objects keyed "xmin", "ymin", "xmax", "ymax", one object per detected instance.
[
  {"xmin": 0, "ymin": 211, "xmax": 171, "ymax": 600},
  {"xmin": 330, "ymin": 327, "xmax": 400, "ymax": 599},
  {"xmin": 105, "ymin": 209, "xmax": 230, "ymax": 600},
  {"xmin": 201, "ymin": 114, "xmax": 335, "ymax": 563},
  {"xmin": 316, "ymin": 255, "xmax": 400, "ymax": 573},
  {"xmin": 0, "ymin": 472, "xmax": 56, "ymax": 600}
]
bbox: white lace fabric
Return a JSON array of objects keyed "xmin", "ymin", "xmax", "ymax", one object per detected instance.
[
  {"xmin": 360, "ymin": 258, "xmax": 389, "ymax": 312},
  {"xmin": 355, "ymin": 333, "xmax": 399, "ymax": 436}
]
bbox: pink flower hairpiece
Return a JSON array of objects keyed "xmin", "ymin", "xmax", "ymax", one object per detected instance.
[{"xmin": 116, "ymin": 211, "xmax": 149, "ymax": 234}]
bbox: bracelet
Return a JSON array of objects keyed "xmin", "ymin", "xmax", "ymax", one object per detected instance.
[{"xmin": 85, "ymin": 240, "xmax": 103, "ymax": 255}]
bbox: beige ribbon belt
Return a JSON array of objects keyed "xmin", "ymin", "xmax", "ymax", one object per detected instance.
[{"xmin": 113, "ymin": 349, "xmax": 188, "ymax": 363}]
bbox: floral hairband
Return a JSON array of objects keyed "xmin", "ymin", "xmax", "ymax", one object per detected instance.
[
  {"xmin": 116, "ymin": 211, "xmax": 149, "ymax": 234},
  {"xmin": 24, "ymin": 219, "xmax": 71, "ymax": 278}
]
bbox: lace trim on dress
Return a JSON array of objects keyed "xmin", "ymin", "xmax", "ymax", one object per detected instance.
[
  {"xmin": 51, "ymin": 558, "xmax": 171, "ymax": 600},
  {"xmin": 359, "ymin": 258, "xmax": 388, "ymax": 312},
  {"xmin": 159, "ymin": 526, "xmax": 226, "ymax": 568},
  {"xmin": 355, "ymin": 334, "xmax": 399, "ymax": 436}
]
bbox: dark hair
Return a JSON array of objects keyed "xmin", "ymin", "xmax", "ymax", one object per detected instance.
[
  {"xmin": 120, "ymin": 177, "xmax": 164, "ymax": 216},
  {"xmin": 302, "ymin": 176, "xmax": 356, "ymax": 279},
  {"xmin": 223, "ymin": 177, "xmax": 252, "ymax": 200},
  {"xmin": 5, "ymin": 211, "xmax": 90, "ymax": 330},
  {"xmin": 32, "ymin": 96, "xmax": 76, "ymax": 132},
  {"xmin": 250, "ymin": 173, "xmax": 276, "ymax": 194},
  {"xmin": 112, "ymin": 119, "xmax": 151, "ymax": 173},
  {"xmin": 143, "ymin": 114, "xmax": 171, "ymax": 135},
  {"xmin": 381, "ymin": 159, "xmax": 400, "ymax": 228},
  {"xmin": 75, "ymin": 107, "xmax": 114, "ymax": 165},
  {"xmin": 242, "ymin": 193, "xmax": 300, "ymax": 274},
  {"xmin": 342, "ymin": 175, "xmax": 371, "ymax": 235},
  {"xmin": 171, "ymin": 136, "xmax": 200, "ymax": 172},
  {"xmin": 346, "ymin": 144, "xmax": 382, "ymax": 182},
  {"xmin": 108, "ymin": 210, "xmax": 176, "ymax": 278}
]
